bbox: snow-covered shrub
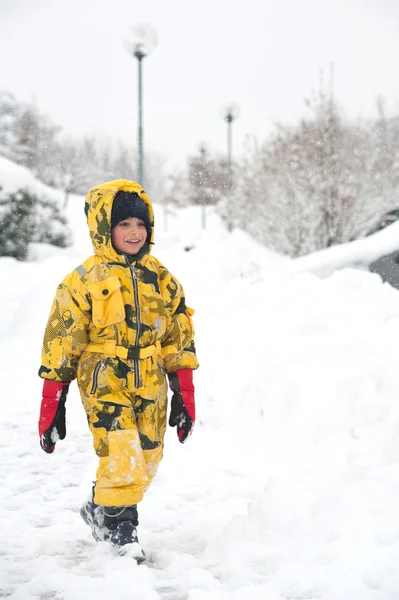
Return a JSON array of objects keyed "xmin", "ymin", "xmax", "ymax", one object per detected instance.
[{"xmin": 0, "ymin": 188, "xmax": 70, "ymax": 260}]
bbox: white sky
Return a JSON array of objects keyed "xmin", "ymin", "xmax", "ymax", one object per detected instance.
[{"xmin": 1, "ymin": 0, "xmax": 399, "ymax": 167}]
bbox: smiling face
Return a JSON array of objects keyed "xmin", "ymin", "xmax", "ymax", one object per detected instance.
[{"xmin": 111, "ymin": 217, "xmax": 148, "ymax": 255}]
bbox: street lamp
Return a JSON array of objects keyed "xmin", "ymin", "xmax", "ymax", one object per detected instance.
[
  {"xmin": 220, "ymin": 103, "xmax": 240, "ymax": 231},
  {"xmin": 124, "ymin": 23, "xmax": 158, "ymax": 187}
]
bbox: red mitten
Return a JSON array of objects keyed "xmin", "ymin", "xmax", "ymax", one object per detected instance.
[
  {"xmin": 168, "ymin": 369, "xmax": 195, "ymax": 443},
  {"xmin": 38, "ymin": 380, "xmax": 70, "ymax": 453}
]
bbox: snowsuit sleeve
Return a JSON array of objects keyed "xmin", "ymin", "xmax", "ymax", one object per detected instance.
[
  {"xmin": 159, "ymin": 267, "xmax": 199, "ymax": 374},
  {"xmin": 38, "ymin": 270, "xmax": 91, "ymax": 382}
]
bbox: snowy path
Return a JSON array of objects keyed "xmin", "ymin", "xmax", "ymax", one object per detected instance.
[
  {"xmin": 2, "ymin": 204, "xmax": 399, "ymax": 598},
  {"xmin": 0, "ymin": 253, "xmax": 264, "ymax": 600}
]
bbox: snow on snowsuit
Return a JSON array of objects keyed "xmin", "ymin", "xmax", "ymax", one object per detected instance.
[{"xmin": 39, "ymin": 180, "xmax": 199, "ymax": 506}]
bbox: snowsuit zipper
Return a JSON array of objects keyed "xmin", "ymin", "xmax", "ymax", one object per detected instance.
[
  {"xmin": 127, "ymin": 260, "xmax": 141, "ymax": 389},
  {"xmin": 90, "ymin": 360, "xmax": 104, "ymax": 394}
]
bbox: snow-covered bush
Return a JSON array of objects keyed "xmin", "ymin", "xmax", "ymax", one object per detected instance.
[{"xmin": 0, "ymin": 188, "xmax": 70, "ymax": 260}]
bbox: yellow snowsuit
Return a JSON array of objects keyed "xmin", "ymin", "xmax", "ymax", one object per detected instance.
[{"xmin": 39, "ymin": 180, "xmax": 199, "ymax": 506}]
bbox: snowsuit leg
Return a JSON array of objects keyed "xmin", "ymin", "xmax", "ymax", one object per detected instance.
[{"xmin": 77, "ymin": 352, "xmax": 168, "ymax": 506}]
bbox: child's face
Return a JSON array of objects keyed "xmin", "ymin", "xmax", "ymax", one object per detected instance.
[{"xmin": 111, "ymin": 217, "xmax": 147, "ymax": 255}]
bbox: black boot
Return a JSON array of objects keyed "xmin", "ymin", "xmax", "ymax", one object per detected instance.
[
  {"xmin": 80, "ymin": 487, "xmax": 108, "ymax": 542},
  {"xmin": 103, "ymin": 505, "xmax": 145, "ymax": 561}
]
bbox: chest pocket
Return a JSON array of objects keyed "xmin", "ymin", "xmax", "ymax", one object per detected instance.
[{"xmin": 88, "ymin": 277, "xmax": 125, "ymax": 327}]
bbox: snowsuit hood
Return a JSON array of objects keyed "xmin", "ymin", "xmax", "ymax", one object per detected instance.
[{"xmin": 84, "ymin": 180, "xmax": 155, "ymax": 262}]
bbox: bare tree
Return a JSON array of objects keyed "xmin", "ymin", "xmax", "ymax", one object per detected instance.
[
  {"xmin": 12, "ymin": 101, "xmax": 61, "ymax": 178},
  {"xmin": 0, "ymin": 91, "xmax": 19, "ymax": 159},
  {"xmin": 231, "ymin": 85, "xmax": 399, "ymax": 257}
]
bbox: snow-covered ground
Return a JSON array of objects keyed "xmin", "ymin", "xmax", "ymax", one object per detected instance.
[{"xmin": 1, "ymin": 164, "xmax": 399, "ymax": 599}]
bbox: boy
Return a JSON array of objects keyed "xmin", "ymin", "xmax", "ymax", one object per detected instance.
[{"xmin": 38, "ymin": 180, "xmax": 198, "ymax": 560}]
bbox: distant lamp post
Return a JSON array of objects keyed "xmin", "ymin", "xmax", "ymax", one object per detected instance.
[
  {"xmin": 199, "ymin": 144, "xmax": 207, "ymax": 230},
  {"xmin": 220, "ymin": 103, "xmax": 240, "ymax": 231},
  {"xmin": 193, "ymin": 142, "xmax": 208, "ymax": 230},
  {"xmin": 124, "ymin": 23, "xmax": 158, "ymax": 187}
]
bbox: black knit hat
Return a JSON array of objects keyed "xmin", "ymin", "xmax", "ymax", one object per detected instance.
[{"xmin": 111, "ymin": 191, "xmax": 152, "ymax": 241}]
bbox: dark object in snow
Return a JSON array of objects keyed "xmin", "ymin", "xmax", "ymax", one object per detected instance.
[
  {"xmin": 184, "ymin": 245, "xmax": 195, "ymax": 252},
  {"xmin": 366, "ymin": 209, "xmax": 399, "ymax": 237},
  {"xmin": 369, "ymin": 251, "xmax": 399, "ymax": 290}
]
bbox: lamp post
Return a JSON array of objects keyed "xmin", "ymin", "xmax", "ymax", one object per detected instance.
[
  {"xmin": 220, "ymin": 103, "xmax": 240, "ymax": 231},
  {"xmin": 199, "ymin": 144, "xmax": 207, "ymax": 230},
  {"xmin": 124, "ymin": 23, "xmax": 158, "ymax": 187}
]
